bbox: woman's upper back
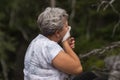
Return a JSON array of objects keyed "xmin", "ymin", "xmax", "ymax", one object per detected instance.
[{"xmin": 23, "ymin": 34, "xmax": 68, "ymax": 80}]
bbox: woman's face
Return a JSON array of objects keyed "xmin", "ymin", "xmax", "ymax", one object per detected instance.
[{"xmin": 59, "ymin": 20, "xmax": 69, "ymax": 41}]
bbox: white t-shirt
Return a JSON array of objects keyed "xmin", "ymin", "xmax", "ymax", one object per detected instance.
[{"xmin": 23, "ymin": 34, "xmax": 69, "ymax": 80}]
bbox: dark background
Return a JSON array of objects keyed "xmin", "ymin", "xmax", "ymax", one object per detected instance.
[{"xmin": 0, "ymin": 0, "xmax": 120, "ymax": 80}]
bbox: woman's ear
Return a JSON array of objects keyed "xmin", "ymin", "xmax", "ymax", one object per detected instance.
[{"xmin": 55, "ymin": 30, "xmax": 60, "ymax": 38}]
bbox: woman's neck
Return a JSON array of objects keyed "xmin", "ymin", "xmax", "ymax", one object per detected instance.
[{"xmin": 47, "ymin": 35, "xmax": 59, "ymax": 42}]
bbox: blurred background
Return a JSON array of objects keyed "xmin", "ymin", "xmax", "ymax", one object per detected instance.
[{"xmin": 0, "ymin": 0, "xmax": 120, "ymax": 80}]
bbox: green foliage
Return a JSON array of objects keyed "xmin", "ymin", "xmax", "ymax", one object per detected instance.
[
  {"xmin": 82, "ymin": 56, "xmax": 105, "ymax": 71},
  {"xmin": 0, "ymin": 31, "xmax": 16, "ymax": 58},
  {"xmin": 0, "ymin": 0, "xmax": 120, "ymax": 79}
]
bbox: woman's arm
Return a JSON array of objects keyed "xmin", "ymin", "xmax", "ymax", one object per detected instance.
[{"xmin": 52, "ymin": 37, "xmax": 83, "ymax": 75}]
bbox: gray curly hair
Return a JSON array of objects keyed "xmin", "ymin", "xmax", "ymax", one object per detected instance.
[{"xmin": 37, "ymin": 7, "xmax": 68, "ymax": 36}]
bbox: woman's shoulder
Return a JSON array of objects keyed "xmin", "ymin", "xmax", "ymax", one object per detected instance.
[{"xmin": 32, "ymin": 34, "xmax": 57, "ymax": 48}]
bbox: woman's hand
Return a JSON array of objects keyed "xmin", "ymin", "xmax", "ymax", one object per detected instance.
[{"xmin": 68, "ymin": 37, "xmax": 75, "ymax": 49}]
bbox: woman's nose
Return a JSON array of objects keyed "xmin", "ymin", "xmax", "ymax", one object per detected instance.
[{"xmin": 67, "ymin": 26, "xmax": 69, "ymax": 30}]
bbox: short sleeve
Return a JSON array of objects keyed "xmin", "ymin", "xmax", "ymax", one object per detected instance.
[{"xmin": 46, "ymin": 41, "xmax": 63, "ymax": 64}]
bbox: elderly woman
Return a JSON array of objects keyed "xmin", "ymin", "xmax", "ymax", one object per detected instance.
[{"xmin": 23, "ymin": 7, "xmax": 98, "ymax": 80}]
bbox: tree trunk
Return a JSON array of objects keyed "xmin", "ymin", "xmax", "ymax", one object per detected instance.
[
  {"xmin": 14, "ymin": 40, "xmax": 28, "ymax": 80},
  {"xmin": 50, "ymin": 0, "xmax": 56, "ymax": 7}
]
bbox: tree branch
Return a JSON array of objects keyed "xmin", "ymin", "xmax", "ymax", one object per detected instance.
[
  {"xmin": 97, "ymin": 0, "xmax": 120, "ymax": 38},
  {"xmin": 0, "ymin": 59, "xmax": 8, "ymax": 80},
  {"xmin": 103, "ymin": 0, "xmax": 115, "ymax": 11},
  {"xmin": 97, "ymin": 1, "xmax": 108, "ymax": 12},
  {"xmin": 79, "ymin": 41, "xmax": 120, "ymax": 58},
  {"xmin": 69, "ymin": 0, "xmax": 76, "ymax": 26}
]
